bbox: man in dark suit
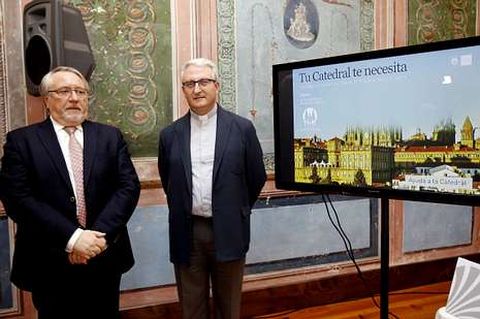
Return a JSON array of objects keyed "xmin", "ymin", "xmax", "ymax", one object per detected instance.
[
  {"xmin": 158, "ymin": 58, "xmax": 266, "ymax": 319},
  {"xmin": 0, "ymin": 66, "xmax": 140, "ymax": 319}
]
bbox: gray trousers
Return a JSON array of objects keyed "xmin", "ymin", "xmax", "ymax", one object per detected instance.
[{"xmin": 174, "ymin": 216, "xmax": 245, "ymax": 319}]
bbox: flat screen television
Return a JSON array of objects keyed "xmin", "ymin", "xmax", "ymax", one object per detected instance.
[{"xmin": 273, "ymin": 36, "xmax": 480, "ymax": 206}]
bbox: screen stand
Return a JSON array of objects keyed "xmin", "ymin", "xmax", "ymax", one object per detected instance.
[{"xmin": 380, "ymin": 196, "xmax": 389, "ymax": 319}]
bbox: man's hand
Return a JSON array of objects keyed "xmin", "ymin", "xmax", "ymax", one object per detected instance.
[
  {"xmin": 68, "ymin": 251, "xmax": 89, "ymax": 265},
  {"xmin": 70, "ymin": 230, "xmax": 107, "ymax": 264}
]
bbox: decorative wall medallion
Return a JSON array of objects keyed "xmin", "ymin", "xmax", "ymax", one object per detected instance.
[{"xmin": 284, "ymin": 0, "xmax": 318, "ymax": 49}]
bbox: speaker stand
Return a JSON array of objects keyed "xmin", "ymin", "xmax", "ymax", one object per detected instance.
[{"xmin": 380, "ymin": 196, "xmax": 389, "ymax": 319}]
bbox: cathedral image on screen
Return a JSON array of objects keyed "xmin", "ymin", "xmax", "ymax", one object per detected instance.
[{"xmin": 293, "ymin": 116, "xmax": 479, "ymax": 195}]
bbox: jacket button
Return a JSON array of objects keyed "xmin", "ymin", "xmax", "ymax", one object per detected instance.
[{"xmin": 70, "ymin": 196, "xmax": 76, "ymax": 203}]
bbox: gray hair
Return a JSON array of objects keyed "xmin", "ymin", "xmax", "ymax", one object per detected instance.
[
  {"xmin": 181, "ymin": 58, "xmax": 218, "ymax": 81},
  {"xmin": 39, "ymin": 66, "xmax": 90, "ymax": 96}
]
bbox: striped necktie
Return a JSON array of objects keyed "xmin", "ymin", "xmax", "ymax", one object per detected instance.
[{"xmin": 64, "ymin": 126, "xmax": 86, "ymax": 227}]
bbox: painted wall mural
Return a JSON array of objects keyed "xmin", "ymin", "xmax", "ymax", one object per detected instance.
[
  {"xmin": 67, "ymin": 0, "xmax": 172, "ymax": 157},
  {"xmin": 0, "ymin": 218, "xmax": 12, "ymax": 310},
  {"xmin": 408, "ymin": 0, "xmax": 477, "ymax": 45},
  {"xmin": 218, "ymin": 0, "xmax": 374, "ymax": 164},
  {"xmin": 0, "ymin": 4, "xmax": 6, "ymax": 159}
]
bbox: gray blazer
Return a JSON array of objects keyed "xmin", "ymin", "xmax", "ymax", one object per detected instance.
[{"xmin": 158, "ymin": 105, "xmax": 266, "ymax": 264}]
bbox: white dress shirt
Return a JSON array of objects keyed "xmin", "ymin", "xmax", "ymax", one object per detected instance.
[
  {"xmin": 190, "ymin": 106, "xmax": 217, "ymax": 218},
  {"xmin": 50, "ymin": 117, "xmax": 84, "ymax": 252}
]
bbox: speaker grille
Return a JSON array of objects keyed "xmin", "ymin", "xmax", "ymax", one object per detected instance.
[{"xmin": 25, "ymin": 35, "xmax": 52, "ymax": 88}]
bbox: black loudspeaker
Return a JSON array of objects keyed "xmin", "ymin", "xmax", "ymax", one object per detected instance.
[{"xmin": 24, "ymin": 0, "xmax": 95, "ymax": 96}]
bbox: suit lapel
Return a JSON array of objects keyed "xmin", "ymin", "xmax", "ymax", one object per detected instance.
[
  {"xmin": 82, "ymin": 120, "xmax": 96, "ymax": 187},
  {"xmin": 213, "ymin": 106, "xmax": 233, "ymax": 184},
  {"xmin": 36, "ymin": 119, "xmax": 72, "ymax": 190},
  {"xmin": 175, "ymin": 114, "xmax": 192, "ymax": 192}
]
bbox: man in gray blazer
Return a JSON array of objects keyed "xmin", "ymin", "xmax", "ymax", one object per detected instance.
[{"xmin": 158, "ymin": 58, "xmax": 266, "ymax": 319}]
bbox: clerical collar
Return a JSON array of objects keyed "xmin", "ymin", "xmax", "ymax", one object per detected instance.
[{"xmin": 190, "ymin": 105, "xmax": 217, "ymax": 122}]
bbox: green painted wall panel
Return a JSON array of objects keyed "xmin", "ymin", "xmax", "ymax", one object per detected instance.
[{"xmin": 68, "ymin": 1, "xmax": 172, "ymax": 157}]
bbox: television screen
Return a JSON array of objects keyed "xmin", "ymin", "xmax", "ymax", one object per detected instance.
[{"xmin": 273, "ymin": 36, "xmax": 480, "ymax": 206}]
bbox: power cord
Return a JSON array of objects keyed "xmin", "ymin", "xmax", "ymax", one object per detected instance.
[
  {"xmin": 253, "ymin": 195, "xmax": 449, "ymax": 319},
  {"xmin": 322, "ymin": 194, "xmax": 400, "ymax": 319}
]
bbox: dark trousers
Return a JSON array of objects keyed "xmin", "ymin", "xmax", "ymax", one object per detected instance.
[
  {"xmin": 31, "ymin": 263, "xmax": 122, "ymax": 319},
  {"xmin": 175, "ymin": 216, "xmax": 245, "ymax": 319}
]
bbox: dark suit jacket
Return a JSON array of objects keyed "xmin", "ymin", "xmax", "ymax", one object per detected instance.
[
  {"xmin": 0, "ymin": 119, "xmax": 140, "ymax": 291},
  {"xmin": 158, "ymin": 105, "xmax": 266, "ymax": 264}
]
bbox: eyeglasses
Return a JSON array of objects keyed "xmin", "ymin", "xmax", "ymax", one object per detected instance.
[
  {"xmin": 182, "ymin": 78, "xmax": 216, "ymax": 90},
  {"xmin": 48, "ymin": 87, "xmax": 89, "ymax": 98}
]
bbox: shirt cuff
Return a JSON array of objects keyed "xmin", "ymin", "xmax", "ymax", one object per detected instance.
[{"xmin": 65, "ymin": 228, "xmax": 84, "ymax": 253}]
